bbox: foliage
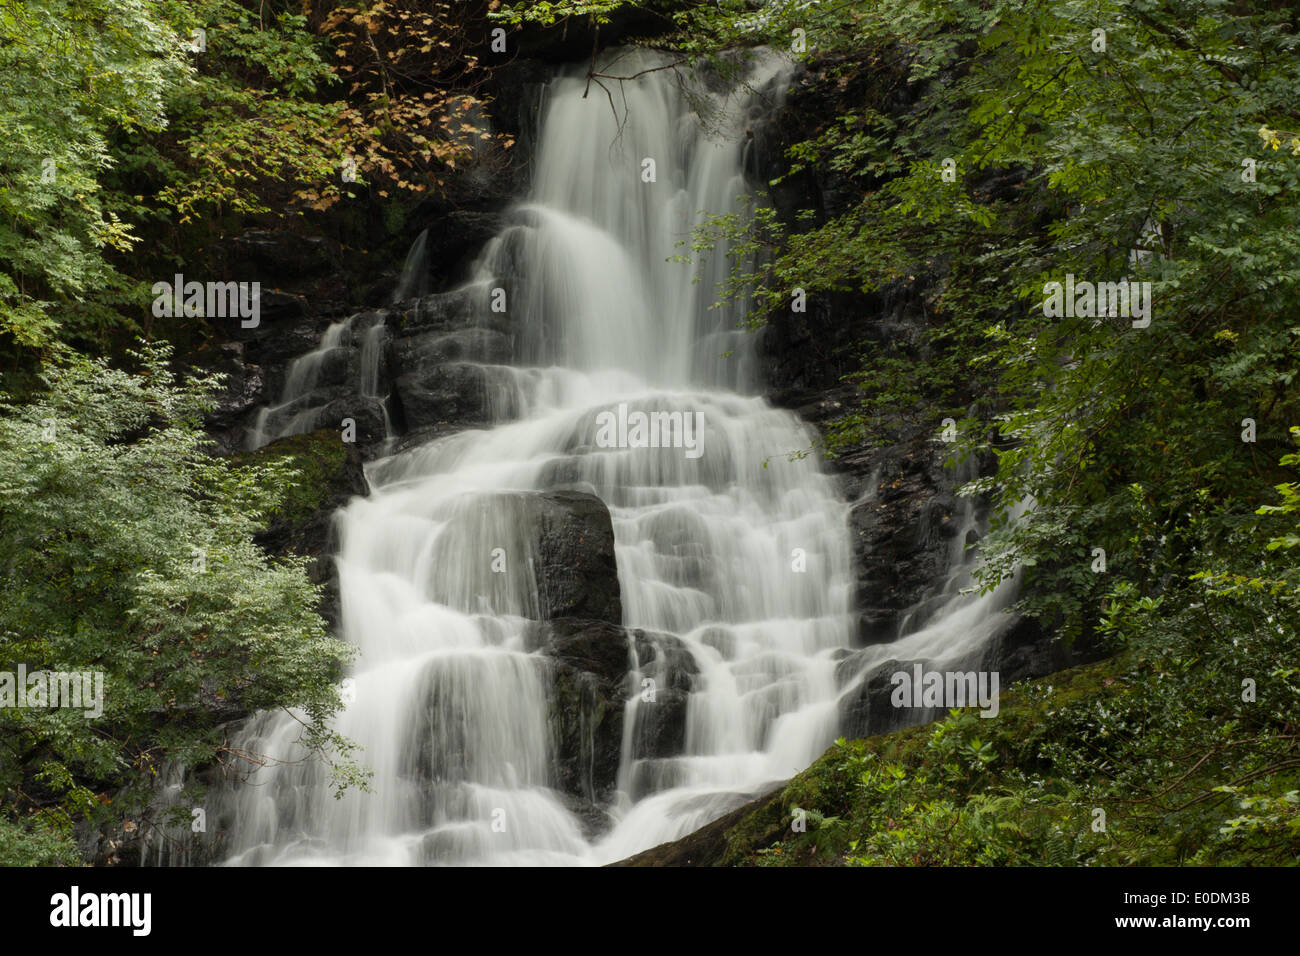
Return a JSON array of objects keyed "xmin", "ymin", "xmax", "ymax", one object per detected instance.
[
  {"xmin": 646, "ymin": 0, "xmax": 1300, "ymax": 868},
  {"xmin": 493, "ymin": 1, "xmax": 634, "ymax": 28},
  {"xmin": 2, "ymin": 0, "xmax": 521, "ymax": 358},
  {"xmin": 0, "ymin": 342, "xmax": 362, "ymax": 864},
  {"xmin": 0, "ymin": 0, "xmax": 347, "ymax": 354},
  {"xmin": 0, "ymin": 0, "xmax": 189, "ymax": 351},
  {"xmin": 679, "ymin": 0, "xmax": 1300, "ymax": 652},
  {"xmin": 733, "ymin": 579, "xmax": 1299, "ymax": 866},
  {"xmin": 310, "ymin": 0, "xmax": 515, "ymax": 205},
  {"xmin": 148, "ymin": 0, "xmax": 345, "ymax": 224}
]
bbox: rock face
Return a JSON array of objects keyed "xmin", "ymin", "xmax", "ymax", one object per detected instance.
[
  {"xmin": 837, "ymin": 657, "xmax": 939, "ymax": 739},
  {"xmin": 627, "ymin": 631, "xmax": 699, "ymax": 761},
  {"xmin": 516, "ymin": 618, "xmax": 705, "ymax": 812},
  {"xmin": 526, "ymin": 619, "xmax": 631, "ymax": 806},
  {"xmin": 528, "ymin": 490, "xmax": 623, "ymax": 625},
  {"xmin": 845, "ymin": 442, "xmax": 970, "ymax": 646}
]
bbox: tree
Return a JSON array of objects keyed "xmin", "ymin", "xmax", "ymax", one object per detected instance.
[
  {"xmin": 0, "ymin": 0, "xmax": 189, "ymax": 351},
  {"xmin": 0, "ymin": 342, "xmax": 360, "ymax": 864}
]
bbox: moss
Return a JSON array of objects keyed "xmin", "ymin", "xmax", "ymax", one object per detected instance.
[
  {"xmin": 708, "ymin": 640, "xmax": 1300, "ymax": 867},
  {"xmin": 230, "ymin": 429, "xmax": 352, "ymax": 529},
  {"xmin": 712, "ymin": 655, "xmax": 1143, "ymax": 867}
]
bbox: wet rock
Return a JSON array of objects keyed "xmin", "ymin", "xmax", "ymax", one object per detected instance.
[
  {"xmin": 195, "ymin": 342, "xmax": 265, "ymax": 454},
  {"xmin": 392, "ymin": 362, "xmax": 518, "ymax": 431},
  {"xmin": 312, "ymin": 395, "xmax": 390, "ymax": 452},
  {"xmin": 844, "ymin": 441, "xmax": 967, "ymax": 646},
  {"xmin": 531, "ymin": 491, "xmax": 623, "ymax": 625},
  {"xmin": 386, "ymin": 287, "xmax": 508, "ymax": 336},
  {"xmin": 390, "ymin": 327, "xmax": 513, "ymax": 368},
  {"xmin": 526, "ymin": 619, "xmax": 633, "ymax": 803},
  {"xmin": 838, "ymin": 657, "xmax": 944, "ymax": 739},
  {"xmin": 607, "ymin": 785, "xmax": 784, "ymax": 867},
  {"xmin": 627, "ymin": 631, "xmax": 699, "ymax": 761}
]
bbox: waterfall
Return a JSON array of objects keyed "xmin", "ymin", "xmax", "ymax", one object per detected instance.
[
  {"xmin": 244, "ymin": 308, "xmax": 395, "ymax": 452},
  {"xmin": 214, "ymin": 48, "xmax": 1009, "ymax": 866},
  {"xmin": 392, "ymin": 228, "xmax": 430, "ymax": 304},
  {"xmin": 246, "ymin": 318, "xmax": 355, "ymax": 450}
]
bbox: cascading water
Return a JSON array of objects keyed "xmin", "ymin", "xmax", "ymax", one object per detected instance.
[
  {"xmin": 214, "ymin": 48, "xmax": 1012, "ymax": 866},
  {"xmin": 391, "ymin": 228, "xmax": 430, "ymax": 305},
  {"xmin": 245, "ymin": 312, "xmax": 393, "ymax": 451}
]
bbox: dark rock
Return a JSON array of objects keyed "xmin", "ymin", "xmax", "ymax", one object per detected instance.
[
  {"xmin": 972, "ymin": 615, "xmax": 1107, "ymax": 687},
  {"xmin": 526, "ymin": 619, "xmax": 633, "ymax": 802},
  {"xmin": 843, "ymin": 440, "xmax": 969, "ymax": 646},
  {"xmin": 408, "ymin": 490, "xmax": 620, "ymax": 624},
  {"xmin": 386, "ymin": 287, "xmax": 503, "ymax": 335},
  {"xmin": 253, "ymin": 289, "xmax": 308, "ymax": 324},
  {"xmin": 838, "ymin": 657, "xmax": 917, "ymax": 739},
  {"xmin": 419, "ymin": 210, "xmax": 510, "ymax": 276},
  {"xmin": 391, "ymin": 327, "xmax": 513, "ymax": 368},
  {"xmin": 226, "ymin": 230, "xmax": 336, "ymax": 281},
  {"xmin": 314, "ymin": 395, "xmax": 390, "ymax": 452},
  {"xmin": 393, "ymin": 362, "xmax": 518, "ymax": 431},
  {"xmin": 194, "ymin": 342, "xmax": 265, "ymax": 453},
  {"xmin": 532, "ymin": 491, "xmax": 622, "ymax": 625},
  {"xmin": 607, "ymin": 785, "xmax": 785, "ymax": 867},
  {"xmin": 626, "ymin": 631, "xmax": 699, "ymax": 764}
]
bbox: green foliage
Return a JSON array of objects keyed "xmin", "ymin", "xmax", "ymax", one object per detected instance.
[
  {"xmin": 680, "ymin": 0, "xmax": 1300, "ymax": 651},
  {"xmin": 0, "ymin": 0, "xmax": 189, "ymax": 350},
  {"xmin": 0, "ymin": 342, "xmax": 362, "ymax": 864},
  {"xmin": 149, "ymin": 0, "xmax": 343, "ymax": 224},
  {"xmin": 0, "ymin": 814, "xmax": 83, "ymax": 867},
  {"xmin": 0, "ymin": 0, "xmax": 352, "ymax": 356},
  {"xmin": 728, "ymin": 580, "xmax": 1299, "ymax": 867},
  {"xmin": 231, "ymin": 428, "xmax": 352, "ymax": 528},
  {"xmin": 493, "ymin": 1, "xmax": 634, "ymax": 28}
]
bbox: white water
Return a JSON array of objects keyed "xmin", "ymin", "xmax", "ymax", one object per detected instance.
[
  {"xmin": 245, "ymin": 312, "xmax": 393, "ymax": 451},
  {"xmin": 216, "ymin": 49, "xmax": 1013, "ymax": 867}
]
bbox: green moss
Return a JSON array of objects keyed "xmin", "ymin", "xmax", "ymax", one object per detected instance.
[{"xmin": 231, "ymin": 429, "xmax": 352, "ymax": 528}]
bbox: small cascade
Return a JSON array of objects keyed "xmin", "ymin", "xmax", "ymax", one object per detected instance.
[
  {"xmin": 392, "ymin": 228, "xmax": 430, "ymax": 304},
  {"xmin": 246, "ymin": 318, "xmax": 356, "ymax": 450},
  {"xmin": 243, "ymin": 230, "xmax": 434, "ymax": 452}
]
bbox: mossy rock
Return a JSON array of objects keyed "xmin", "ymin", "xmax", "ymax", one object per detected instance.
[{"xmin": 231, "ymin": 429, "xmax": 361, "ymax": 531}]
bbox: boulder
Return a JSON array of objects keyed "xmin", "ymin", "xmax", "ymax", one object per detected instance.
[
  {"xmin": 526, "ymin": 619, "xmax": 633, "ymax": 803},
  {"xmin": 626, "ymin": 631, "xmax": 699, "ymax": 762},
  {"xmin": 393, "ymin": 364, "xmax": 497, "ymax": 429},
  {"xmin": 838, "ymin": 657, "xmax": 938, "ymax": 739},
  {"xmin": 531, "ymin": 491, "xmax": 622, "ymax": 624}
]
